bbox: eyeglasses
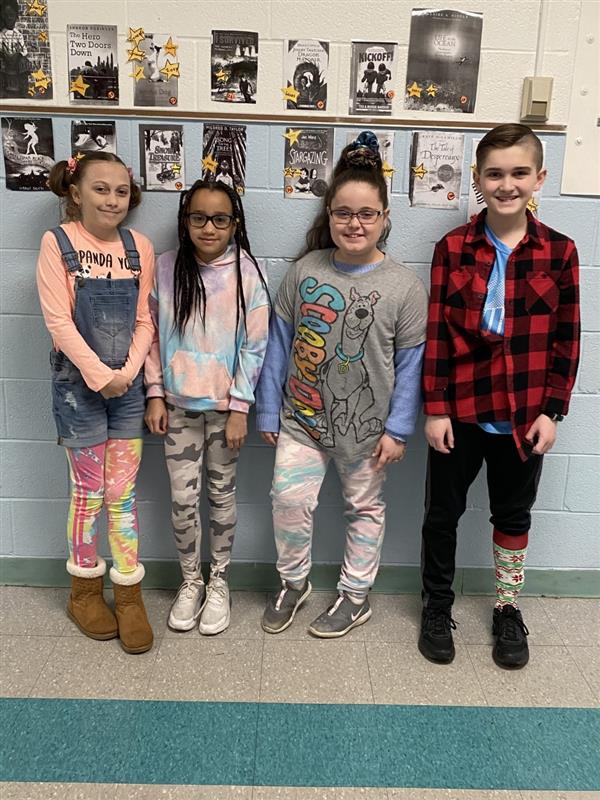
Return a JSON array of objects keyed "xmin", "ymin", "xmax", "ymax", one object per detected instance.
[
  {"xmin": 329, "ymin": 208, "xmax": 384, "ymax": 225},
  {"xmin": 186, "ymin": 212, "xmax": 236, "ymax": 229}
]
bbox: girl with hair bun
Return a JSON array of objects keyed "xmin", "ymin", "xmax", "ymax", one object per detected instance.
[
  {"xmin": 36, "ymin": 151, "xmax": 155, "ymax": 654},
  {"xmin": 257, "ymin": 131, "xmax": 429, "ymax": 638}
]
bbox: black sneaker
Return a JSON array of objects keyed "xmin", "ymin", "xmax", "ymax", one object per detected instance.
[
  {"xmin": 492, "ymin": 605, "xmax": 529, "ymax": 669},
  {"xmin": 418, "ymin": 607, "xmax": 457, "ymax": 664},
  {"xmin": 261, "ymin": 580, "xmax": 312, "ymax": 634}
]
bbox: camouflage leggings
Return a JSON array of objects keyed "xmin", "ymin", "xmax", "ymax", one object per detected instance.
[{"xmin": 165, "ymin": 404, "xmax": 239, "ymax": 580}]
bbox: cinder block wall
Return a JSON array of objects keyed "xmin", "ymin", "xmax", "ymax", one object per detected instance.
[{"xmin": 1, "ymin": 0, "xmax": 598, "ymax": 577}]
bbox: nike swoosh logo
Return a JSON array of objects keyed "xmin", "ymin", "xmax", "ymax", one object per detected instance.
[{"xmin": 350, "ymin": 609, "xmax": 363, "ymax": 621}]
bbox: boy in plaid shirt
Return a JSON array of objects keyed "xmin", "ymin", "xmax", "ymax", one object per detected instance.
[{"xmin": 419, "ymin": 124, "xmax": 580, "ymax": 669}]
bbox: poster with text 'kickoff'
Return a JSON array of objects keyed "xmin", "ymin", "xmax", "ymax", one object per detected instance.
[
  {"xmin": 345, "ymin": 130, "xmax": 395, "ymax": 192},
  {"xmin": 132, "ymin": 32, "xmax": 179, "ymax": 107},
  {"xmin": 67, "ymin": 24, "xmax": 118, "ymax": 105},
  {"xmin": 202, "ymin": 123, "xmax": 247, "ymax": 195},
  {"xmin": 284, "ymin": 39, "xmax": 328, "ymax": 111},
  {"xmin": 2, "ymin": 116, "xmax": 54, "ymax": 190},
  {"xmin": 349, "ymin": 41, "xmax": 397, "ymax": 116},
  {"xmin": 409, "ymin": 131, "xmax": 464, "ymax": 209},
  {"xmin": 467, "ymin": 138, "xmax": 546, "ymax": 221},
  {"xmin": 404, "ymin": 8, "xmax": 483, "ymax": 114},
  {"xmin": 211, "ymin": 30, "xmax": 258, "ymax": 104},
  {"xmin": 283, "ymin": 128, "xmax": 332, "ymax": 200},
  {"xmin": 0, "ymin": 0, "xmax": 53, "ymax": 99},
  {"xmin": 71, "ymin": 119, "xmax": 116, "ymax": 156},
  {"xmin": 139, "ymin": 125, "xmax": 184, "ymax": 191}
]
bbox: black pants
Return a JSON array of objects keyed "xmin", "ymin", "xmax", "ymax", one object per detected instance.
[{"xmin": 421, "ymin": 421, "xmax": 543, "ymax": 609}]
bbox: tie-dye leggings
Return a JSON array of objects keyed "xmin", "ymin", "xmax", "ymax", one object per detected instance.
[
  {"xmin": 164, "ymin": 405, "xmax": 239, "ymax": 581},
  {"xmin": 271, "ymin": 432, "xmax": 387, "ymax": 597},
  {"xmin": 66, "ymin": 438, "xmax": 143, "ymax": 573}
]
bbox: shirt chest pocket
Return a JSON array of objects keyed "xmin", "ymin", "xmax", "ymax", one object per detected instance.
[
  {"xmin": 444, "ymin": 267, "xmax": 487, "ymax": 310},
  {"xmin": 525, "ymin": 271, "xmax": 559, "ymax": 315}
]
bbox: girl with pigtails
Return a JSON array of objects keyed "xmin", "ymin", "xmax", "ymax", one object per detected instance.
[
  {"xmin": 256, "ymin": 132, "xmax": 429, "ymax": 638},
  {"xmin": 36, "ymin": 151, "xmax": 155, "ymax": 654},
  {"xmin": 144, "ymin": 179, "xmax": 269, "ymax": 635}
]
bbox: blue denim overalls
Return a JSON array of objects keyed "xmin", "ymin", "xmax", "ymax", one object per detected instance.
[{"xmin": 49, "ymin": 226, "xmax": 146, "ymax": 447}]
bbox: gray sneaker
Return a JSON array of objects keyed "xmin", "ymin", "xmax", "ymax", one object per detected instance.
[
  {"xmin": 308, "ymin": 594, "xmax": 371, "ymax": 638},
  {"xmin": 261, "ymin": 580, "xmax": 312, "ymax": 634}
]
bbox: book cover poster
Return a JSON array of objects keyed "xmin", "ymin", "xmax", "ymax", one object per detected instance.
[
  {"xmin": 2, "ymin": 116, "xmax": 54, "ymax": 190},
  {"xmin": 0, "ymin": 0, "xmax": 53, "ymax": 99},
  {"xmin": 467, "ymin": 138, "xmax": 546, "ymax": 221},
  {"xmin": 202, "ymin": 124, "xmax": 247, "ymax": 195},
  {"xmin": 409, "ymin": 131, "xmax": 464, "ymax": 209},
  {"xmin": 349, "ymin": 41, "xmax": 397, "ymax": 116},
  {"xmin": 139, "ymin": 125, "xmax": 184, "ymax": 191},
  {"xmin": 211, "ymin": 30, "xmax": 258, "ymax": 104},
  {"xmin": 283, "ymin": 128, "xmax": 332, "ymax": 200},
  {"xmin": 71, "ymin": 119, "xmax": 116, "ymax": 156},
  {"xmin": 67, "ymin": 24, "xmax": 118, "ymax": 105},
  {"xmin": 284, "ymin": 39, "xmax": 328, "ymax": 111},
  {"xmin": 345, "ymin": 130, "xmax": 395, "ymax": 191},
  {"xmin": 132, "ymin": 32, "xmax": 179, "ymax": 107},
  {"xmin": 404, "ymin": 8, "xmax": 483, "ymax": 113}
]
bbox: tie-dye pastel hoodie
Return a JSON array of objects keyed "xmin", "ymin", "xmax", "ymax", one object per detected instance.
[{"xmin": 145, "ymin": 246, "xmax": 269, "ymax": 413}]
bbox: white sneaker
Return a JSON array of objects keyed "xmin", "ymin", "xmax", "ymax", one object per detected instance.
[
  {"xmin": 199, "ymin": 570, "xmax": 230, "ymax": 635},
  {"xmin": 168, "ymin": 579, "xmax": 206, "ymax": 631}
]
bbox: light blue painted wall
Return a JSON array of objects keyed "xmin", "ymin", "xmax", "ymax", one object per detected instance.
[{"xmin": 1, "ymin": 117, "xmax": 599, "ymax": 572}]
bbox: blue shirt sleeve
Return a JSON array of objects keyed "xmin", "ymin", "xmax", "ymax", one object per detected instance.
[
  {"xmin": 255, "ymin": 312, "xmax": 293, "ymax": 433},
  {"xmin": 384, "ymin": 343, "xmax": 425, "ymax": 441}
]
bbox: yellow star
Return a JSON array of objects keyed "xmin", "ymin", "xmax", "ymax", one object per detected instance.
[
  {"xmin": 127, "ymin": 27, "xmax": 145, "ymax": 46},
  {"xmin": 163, "ymin": 37, "xmax": 178, "ymax": 58},
  {"xmin": 281, "ymin": 86, "xmax": 300, "ymax": 104},
  {"xmin": 215, "ymin": 67, "xmax": 228, "ymax": 82},
  {"xmin": 283, "ymin": 167, "xmax": 295, "ymax": 178},
  {"xmin": 27, "ymin": 0, "xmax": 46, "ymax": 16},
  {"xmin": 202, "ymin": 154, "xmax": 218, "ymax": 174},
  {"xmin": 470, "ymin": 161, "xmax": 476, "ymax": 173},
  {"xmin": 381, "ymin": 160, "xmax": 395, "ymax": 180},
  {"xmin": 411, "ymin": 162, "xmax": 428, "ymax": 179},
  {"xmin": 407, "ymin": 81, "xmax": 422, "ymax": 98},
  {"xmin": 159, "ymin": 60, "xmax": 180, "ymax": 80},
  {"xmin": 527, "ymin": 197, "xmax": 539, "ymax": 214},
  {"xmin": 170, "ymin": 163, "xmax": 182, "ymax": 176},
  {"xmin": 70, "ymin": 74, "xmax": 90, "ymax": 96},
  {"xmin": 74, "ymin": 152, "xmax": 86, "ymax": 161},
  {"xmin": 426, "ymin": 83, "xmax": 437, "ymax": 97},
  {"xmin": 130, "ymin": 65, "xmax": 145, "ymax": 82},
  {"xmin": 31, "ymin": 68, "xmax": 51, "ymax": 90},
  {"xmin": 38, "ymin": 31, "xmax": 48, "ymax": 43},
  {"xmin": 283, "ymin": 129, "xmax": 302, "ymax": 147},
  {"xmin": 127, "ymin": 45, "xmax": 145, "ymax": 63}
]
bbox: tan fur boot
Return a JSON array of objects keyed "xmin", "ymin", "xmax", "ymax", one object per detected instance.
[
  {"xmin": 66, "ymin": 557, "xmax": 118, "ymax": 640},
  {"xmin": 110, "ymin": 564, "xmax": 154, "ymax": 654}
]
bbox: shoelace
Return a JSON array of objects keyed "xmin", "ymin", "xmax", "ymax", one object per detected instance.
[
  {"xmin": 178, "ymin": 579, "xmax": 203, "ymax": 600},
  {"xmin": 425, "ymin": 609, "xmax": 457, "ymax": 635},
  {"xmin": 206, "ymin": 578, "xmax": 227, "ymax": 604},
  {"xmin": 498, "ymin": 611, "xmax": 529, "ymax": 641}
]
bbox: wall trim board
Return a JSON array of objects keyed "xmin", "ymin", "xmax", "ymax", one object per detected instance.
[
  {"xmin": 0, "ymin": 104, "xmax": 567, "ymax": 132},
  {"xmin": 1, "ymin": 558, "xmax": 597, "ymax": 597}
]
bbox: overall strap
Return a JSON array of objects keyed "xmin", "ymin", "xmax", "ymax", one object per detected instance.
[
  {"xmin": 50, "ymin": 227, "xmax": 82, "ymax": 274},
  {"xmin": 118, "ymin": 228, "xmax": 141, "ymax": 274}
]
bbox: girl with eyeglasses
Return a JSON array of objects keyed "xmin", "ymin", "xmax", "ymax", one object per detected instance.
[
  {"xmin": 256, "ymin": 132, "xmax": 428, "ymax": 638},
  {"xmin": 144, "ymin": 179, "xmax": 269, "ymax": 635}
]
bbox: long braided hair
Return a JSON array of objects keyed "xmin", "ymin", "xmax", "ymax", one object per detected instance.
[{"xmin": 173, "ymin": 179, "xmax": 268, "ymax": 337}]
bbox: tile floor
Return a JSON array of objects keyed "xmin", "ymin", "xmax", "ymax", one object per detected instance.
[{"xmin": 1, "ymin": 586, "xmax": 599, "ymax": 799}]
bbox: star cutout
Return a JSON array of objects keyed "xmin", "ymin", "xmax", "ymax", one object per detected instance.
[
  {"xmin": 127, "ymin": 27, "xmax": 145, "ymax": 46},
  {"xmin": 411, "ymin": 162, "xmax": 427, "ymax": 179},
  {"xmin": 127, "ymin": 45, "xmax": 145, "ymax": 63},
  {"xmin": 38, "ymin": 31, "xmax": 48, "ymax": 43},
  {"xmin": 407, "ymin": 81, "xmax": 422, "ymax": 98},
  {"xmin": 159, "ymin": 60, "xmax": 180, "ymax": 80},
  {"xmin": 426, "ymin": 83, "xmax": 437, "ymax": 97},
  {"xmin": 70, "ymin": 74, "xmax": 90, "ymax": 96},
  {"xmin": 27, "ymin": 0, "xmax": 46, "ymax": 16},
  {"xmin": 527, "ymin": 197, "xmax": 539, "ymax": 214},
  {"xmin": 381, "ymin": 160, "xmax": 395, "ymax": 180},
  {"xmin": 170, "ymin": 163, "xmax": 182, "ymax": 176},
  {"xmin": 74, "ymin": 151, "xmax": 86, "ymax": 161},
  {"xmin": 283, "ymin": 129, "xmax": 302, "ymax": 146},
  {"xmin": 215, "ymin": 68, "xmax": 228, "ymax": 82},
  {"xmin": 31, "ymin": 68, "xmax": 51, "ymax": 90},
  {"xmin": 281, "ymin": 86, "xmax": 299, "ymax": 104},
  {"xmin": 202, "ymin": 154, "xmax": 218, "ymax": 174},
  {"xmin": 130, "ymin": 65, "xmax": 145, "ymax": 82},
  {"xmin": 163, "ymin": 37, "xmax": 178, "ymax": 57}
]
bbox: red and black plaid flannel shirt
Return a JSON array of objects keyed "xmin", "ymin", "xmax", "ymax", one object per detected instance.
[{"xmin": 423, "ymin": 210, "xmax": 580, "ymax": 460}]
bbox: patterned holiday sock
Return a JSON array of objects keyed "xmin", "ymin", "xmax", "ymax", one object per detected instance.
[{"xmin": 493, "ymin": 529, "xmax": 529, "ymax": 609}]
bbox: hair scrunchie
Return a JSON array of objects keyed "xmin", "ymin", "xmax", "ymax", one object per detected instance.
[{"xmin": 344, "ymin": 130, "xmax": 380, "ymax": 168}]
